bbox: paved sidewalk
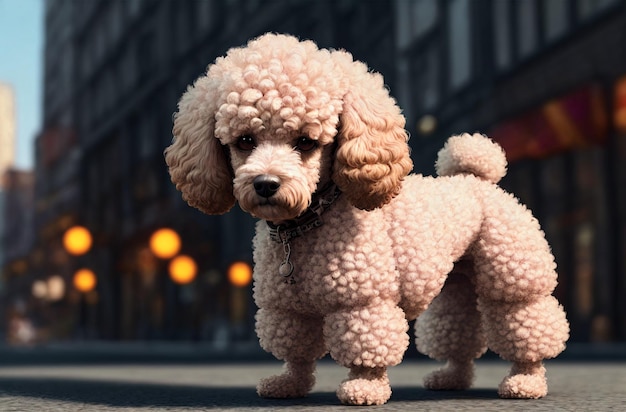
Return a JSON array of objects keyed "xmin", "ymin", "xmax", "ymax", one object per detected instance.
[
  {"xmin": 1, "ymin": 341, "xmax": 625, "ymax": 365},
  {"xmin": 0, "ymin": 359, "xmax": 624, "ymax": 411}
]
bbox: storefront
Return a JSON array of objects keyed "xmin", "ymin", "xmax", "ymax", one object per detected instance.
[{"xmin": 490, "ymin": 79, "xmax": 626, "ymax": 341}]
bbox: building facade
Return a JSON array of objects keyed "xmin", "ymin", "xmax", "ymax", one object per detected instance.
[
  {"xmin": 18, "ymin": 0, "xmax": 625, "ymax": 344},
  {"xmin": 0, "ymin": 83, "xmax": 15, "ymax": 180},
  {"xmin": 0, "ymin": 169, "xmax": 35, "ymax": 342},
  {"xmin": 0, "ymin": 82, "xmax": 16, "ymax": 336},
  {"xmin": 28, "ymin": 0, "xmax": 396, "ymax": 342},
  {"xmin": 395, "ymin": 0, "xmax": 626, "ymax": 341}
]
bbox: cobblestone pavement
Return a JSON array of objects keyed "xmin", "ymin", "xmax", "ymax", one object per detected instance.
[{"xmin": 0, "ymin": 359, "xmax": 624, "ymax": 411}]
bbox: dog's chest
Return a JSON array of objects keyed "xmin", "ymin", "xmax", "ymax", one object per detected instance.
[{"xmin": 252, "ymin": 207, "xmax": 399, "ymax": 314}]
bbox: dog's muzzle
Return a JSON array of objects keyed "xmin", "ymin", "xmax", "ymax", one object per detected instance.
[{"xmin": 254, "ymin": 174, "xmax": 281, "ymax": 198}]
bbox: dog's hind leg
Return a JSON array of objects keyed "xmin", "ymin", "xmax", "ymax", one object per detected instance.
[
  {"xmin": 255, "ymin": 309, "xmax": 326, "ymax": 398},
  {"xmin": 472, "ymin": 185, "xmax": 569, "ymax": 399},
  {"xmin": 415, "ymin": 265, "xmax": 487, "ymax": 391},
  {"xmin": 477, "ymin": 296, "xmax": 568, "ymax": 398}
]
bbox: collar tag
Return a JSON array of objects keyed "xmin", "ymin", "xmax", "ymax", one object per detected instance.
[{"xmin": 265, "ymin": 184, "xmax": 341, "ymax": 285}]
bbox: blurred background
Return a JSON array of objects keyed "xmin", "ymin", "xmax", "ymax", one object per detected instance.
[{"xmin": 0, "ymin": 0, "xmax": 624, "ymax": 351}]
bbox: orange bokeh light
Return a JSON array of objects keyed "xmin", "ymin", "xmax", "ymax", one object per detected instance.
[
  {"xmin": 63, "ymin": 226, "xmax": 92, "ymax": 256},
  {"xmin": 228, "ymin": 261, "xmax": 253, "ymax": 287},
  {"xmin": 149, "ymin": 228, "xmax": 181, "ymax": 259},
  {"xmin": 615, "ymin": 75, "xmax": 626, "ymax": 133},
  {"xmin": 73, "ymin": 268, "xmax": 97, "ymax": 292},
  {"xmin": 169, "ymin": 255, "xmax": 197, "ymax": 284}
]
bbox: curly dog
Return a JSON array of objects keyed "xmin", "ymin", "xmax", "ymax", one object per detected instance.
[{"xmin": 165, "ymin": 33, "xmax": 569, "ymax": 406}]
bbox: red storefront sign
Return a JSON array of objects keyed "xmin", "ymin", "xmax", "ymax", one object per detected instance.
[{"xmin": 490, "ymin": 85, "xmax": 608, "ymax": 163}]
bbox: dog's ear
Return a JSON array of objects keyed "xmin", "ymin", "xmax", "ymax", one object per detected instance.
[
  {"xmin": 333, "ymin": 62, "xmax": 413, "ymax": 210},
  {"xmin": 165, "ymin": 77, "xmax": 236, "ymax": 215}
]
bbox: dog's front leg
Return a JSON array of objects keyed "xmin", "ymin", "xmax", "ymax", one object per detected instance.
[
  {"xmin": 324, "ymin": 302, "xmax": 409, "ymax": 405},
  {"xmin": 255, "ymin": 308, "xmax": 326, "ymax": 398}
]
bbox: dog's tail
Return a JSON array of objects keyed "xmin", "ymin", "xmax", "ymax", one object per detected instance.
[{"xmin": 435, "ymin": 133, "xmax": 507, "ymax": 184}]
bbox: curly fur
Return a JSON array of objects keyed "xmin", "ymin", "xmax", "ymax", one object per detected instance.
[{"xmin": 165, "ymin": 33, "xmax": 569, "ymax": 406}]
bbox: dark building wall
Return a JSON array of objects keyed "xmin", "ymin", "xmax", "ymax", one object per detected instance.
[
  {"xmin": 0, "ymin": 169, "xmax": 35, "ymax": 339},
  {"xmin": 34, "ymin": 0, "xmax": 624, "ymax": 343},
  {"xmin": 396, "ymin": 0, "xmax": 626, "ymax": 342},
  {"xmin": 1, "ymin": 170, "xmax": 35, "ymax": 271},
  {"xmin": 34, "ymin": 0, "xmax": 397, "ymax": 341}
]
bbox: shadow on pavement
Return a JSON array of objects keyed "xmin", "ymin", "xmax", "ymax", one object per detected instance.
[
  {"xmin": 0, "ymin": 376, "xmax": 502, "ymax": 408},
  {"xmin": 391, "ymin": 386, "xmax": 500, "ymax": 402}
]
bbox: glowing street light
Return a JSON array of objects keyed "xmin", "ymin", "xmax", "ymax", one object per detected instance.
[
  {"xmin": 63, "ymin": 226, "xmax": 92, "ymax": 256},
  {"xmin": 47, "ymin": 275, "xmax": 65, "ymax": 301},
  {"xmin": 149, "ymin": 228, "xmax": 181, "ymax": 259},
  {"xmin": 168, "ymin": 255, "xmax": 197, "ymax": 284},
  {"xmin": 73, "ymin": 268, "xmax": 97, "ymax": 292},
  {"xmin": 228, "ymin": 261, "xmax": 253, "ymax": 287},
  {"xmin": 417, "ymin": 114, "xmax": 437, "ymax": 136},
  {"xmin": 32, "ymin": 280, "xmax": 48, "ymax": 299}
]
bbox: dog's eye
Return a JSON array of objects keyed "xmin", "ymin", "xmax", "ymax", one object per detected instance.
[
  {"xmin": 294, "ymin": 136, "xmax": 318, "ymax": 153},
  {"xmin": 236, "ymin": 135, "xmax": 256, "ymax": 151}
]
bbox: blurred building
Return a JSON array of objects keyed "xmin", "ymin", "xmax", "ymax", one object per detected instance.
[
  {"xmin": 0, "ymin": 168, "xmax": 35, "ymax": 342},
  {"xmin": 0, "ymin": 82, "xmax": 15, "ymax": 179},
  {"xmin": 0, "ymin": 82, "xmax": 16, "ymax": 336},
  {"xmin": 1, "ymin": 169, "xmax": 35, "ymax": 281},
  {"xmin": 29, "ymin": 0, "xmax": 396, "ymax": 342},
  {"xmin": 395, "ymin": 0, "xmax": 626, "ymax": 341},
  {"xmin": 19, "ymin": 0, "xmax": 626, "ymax": 345}
]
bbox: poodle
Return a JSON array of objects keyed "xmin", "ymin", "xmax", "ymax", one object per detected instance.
[{"xmin": 165, "ymin": 33, "xmax": 569, "ymax": 406}]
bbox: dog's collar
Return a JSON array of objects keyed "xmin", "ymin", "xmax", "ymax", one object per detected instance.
[
  {"xmin": 266, "ymin": 183, "xmax": 342, "ymax": 244},
  {"xmin": 266, "ymin": 184, "xmax": 341, "ymax": 284}
]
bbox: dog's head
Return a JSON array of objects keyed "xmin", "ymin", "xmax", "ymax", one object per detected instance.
[{"xmin": 165, "ymin": 33, "xmax": 412, "ymax": 222}]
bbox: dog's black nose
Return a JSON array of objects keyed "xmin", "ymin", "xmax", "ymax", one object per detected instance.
[{"xmin": 253, "ymin": 175, "xmax": 281, "ymax": 198}]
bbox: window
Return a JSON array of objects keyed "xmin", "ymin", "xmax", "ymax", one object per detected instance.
[
  {"xmin": 197, "ymin": 0, "xmax": 215, "ymax": 32},
  {"xmin": 544, "ymin": 0, "xmax": 570, "ymax": 41},
  {"xmin": 448, "ymin": 0, "xmax": 471, "ymax": 89},
  {"xmin": 411, "ymin": 0, "xmax": 438, "ymax": 39},
  {"xmin": 578, "ymin": 0, "xmax": 620, "ymax": 19},
  {"xmin": 138, "ymin": 112, "xmax": 157, "ymax": 159},
  {"xmin": 120, "ymin": 46, "xmax": 135, "ymax": 91},
  {"xmin": 176, "ymin": 3, "xmax": 193, "ymax": 52},
  {"xmin": 395, "ymin": 59, "xmax": 412, "ymax": 119},
  {"xmin": 493, "ymin": 0, "xmax": 512, "ymax": 69},
  {"xmin": 137, "ymin": 31, "xmax": 156, "ymax": 78},
  {"xmin": 396, "ymin": 0, "xmax": 438, "ymax": 49},
  {"xmin": 396, "ymin": 1, "xmax": 411, "ymax": 49},
  {"xmin": 109, "ymin": 1, "xmax": 123, "ymax": 45},
  {"xmin": 128, "ymin": 0, "xmax": 142, "ymax": 18},
  {"xmin": 516, "ymin": 0, "xmax": 538, "ymax": 58},
  {"xmin": 422, "ymin": 46, "xmax": 440, "ymax": 110},
  {"xmin": 411, "ymin": 44, "xmax": 440, "ymax": 113}
]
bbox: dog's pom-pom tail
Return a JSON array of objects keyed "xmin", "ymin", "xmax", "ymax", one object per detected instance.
[{"xmin": 435, "ymin": 133, "xmax": 507, "ymax": 184}]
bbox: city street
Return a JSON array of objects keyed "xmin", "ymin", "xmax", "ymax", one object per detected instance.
[{"xmin": 0, "ymin": 355, "xmax": 624, "ymax": 411}]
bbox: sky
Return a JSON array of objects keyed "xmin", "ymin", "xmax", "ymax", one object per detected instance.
[{"xmin": 0, "ymin": 0, "xmax": 43, "ymax": 170}]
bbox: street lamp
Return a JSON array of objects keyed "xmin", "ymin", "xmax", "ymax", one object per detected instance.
[
  {"xmin": 73, "ymin": 268, "xmax": 97, "ymax": 293},
  {"xmin": 417, "ymin": 114, "xmax": 437, "ymax": 136},
  {"xmin": 228, "ymin": 261, "xmax": 253, "ymax": 287},
  {"xmin": 168, "ymin": 255, "xmax": 197, "ymax": 284},
  {"xmin": 31, "ymin": 276, "xmax": 66, "ymax": 302},
  {"xmin": 149, "ymin": 228, "xmax": 181, "ymax": 259},
  {"xmin": 47, "ymin": 275, "xmax": 65, "ymax": 301},
  {"xmin": 32, "ymin": 280, "xmax": 48, "ymax": 299},
  {"xmin": 63, "ymin": 226, "xmax": 92, "ymax": 256}
]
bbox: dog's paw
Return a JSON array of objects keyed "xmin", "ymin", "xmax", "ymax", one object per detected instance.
[
  {"xmin": 498, "ymin": 372, "xmax": 547, "ymax": 399},
  {"xmin": 337, "ymin": 377, "xmax": 392, "ymax": 406},
  {"xmin": 424, "ymin": 361, "xmax": 474, "ymax": 391},
  {"xmin": 257, "ymin": 373, "xmax": 314, "ymax": 399}
]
